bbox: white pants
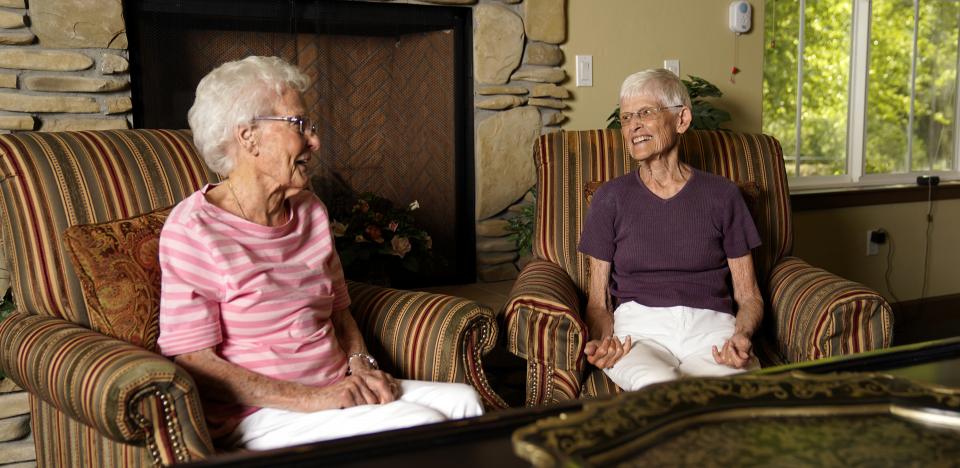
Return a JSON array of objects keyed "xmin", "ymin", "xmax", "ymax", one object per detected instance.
[
  {"xmin": 228, "ymin": 379, "xmax": 484, "ymax": 450},
  {"xmin": 604, "ymin": 302, "xmax": 759, "ymax": 392}
]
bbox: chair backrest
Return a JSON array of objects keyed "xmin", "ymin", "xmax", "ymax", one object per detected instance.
[
  {"xmin": 0, "ymin": 130, "xmax": 220, "ymax": 327},
  {"xmin": 531, "ymin": 128, "xmax": 793, "ymax": 295}
]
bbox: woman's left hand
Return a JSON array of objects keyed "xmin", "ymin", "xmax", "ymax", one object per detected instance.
[{"xmin": 712, "ymin": 332, "xmax": 753, "ymax": 368}]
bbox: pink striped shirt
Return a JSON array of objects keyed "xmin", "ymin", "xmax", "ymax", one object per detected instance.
[{"xmin": 157, "ymin": 184, "xmax": 351, "ymax": 390}]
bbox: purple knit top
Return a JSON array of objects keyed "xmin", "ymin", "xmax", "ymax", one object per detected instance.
[{"xmin": 578, "ymin": 168, "xmax": 761, "ymax": 314}]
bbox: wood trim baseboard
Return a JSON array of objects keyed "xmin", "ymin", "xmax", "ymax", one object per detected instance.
[{"xmin": 791, "ymin": 182, "xmax": 960, "ymax": 211}]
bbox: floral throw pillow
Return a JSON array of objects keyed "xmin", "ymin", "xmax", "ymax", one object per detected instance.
[{"xmin": 63, "ymin": 207, "xmax": 173, "ymax": 352}]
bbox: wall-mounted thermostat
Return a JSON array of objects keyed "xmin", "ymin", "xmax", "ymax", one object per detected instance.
[{"xmin": 729, "ymin": 1, "xmax": 752, "ymax": 33}]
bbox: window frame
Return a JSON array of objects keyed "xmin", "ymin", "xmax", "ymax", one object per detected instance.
[{"xmin": 775, "ymin": 0, "xmax": 960, "ymax": 193}]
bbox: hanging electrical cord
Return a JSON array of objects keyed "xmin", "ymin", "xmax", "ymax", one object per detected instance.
[
  {"xmin": 883, "ymin": 231, "xmax": 900, "ymax": 306},
  {"xmin": 919, "ymin": 182, "xmax": 934, "ymax": 309}
]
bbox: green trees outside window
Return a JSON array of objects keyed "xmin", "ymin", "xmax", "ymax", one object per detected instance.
[{"xmin": 763, "ymin": 0, "xmax": 960, "ymax": 181}]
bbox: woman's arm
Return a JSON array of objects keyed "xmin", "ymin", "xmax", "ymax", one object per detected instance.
[
  {"xmin": 712, "ymin": 253, "xmax": 763, "ymax": 368},
  {"xmin": 585, "ymin": 256, "xmax": 614, "ymax": 339},
  {"xmin": 330, "ymin": 306, "xmax": 400, "ymax": 399},
  {"xmin": 583, "ymin": 256, "xmax": 632, "ymax": 368},
  {"xmin": 174, "ymin": 348, "xmax": 384, "ymax": 411}
]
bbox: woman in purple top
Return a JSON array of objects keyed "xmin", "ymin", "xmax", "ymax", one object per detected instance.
[{"xmin": 577, "ymin": 69, "xmax": 763, "ymax": 391}]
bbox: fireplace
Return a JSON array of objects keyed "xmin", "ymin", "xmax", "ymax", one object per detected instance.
[{"xmin": 126, "ymin": 0, "xmax": 475, "ymax": 286}]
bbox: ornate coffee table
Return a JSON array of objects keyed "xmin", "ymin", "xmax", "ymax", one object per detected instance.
[{"xmin": 512, "ymin": 372, "xmax": 960, "ymax": 467}]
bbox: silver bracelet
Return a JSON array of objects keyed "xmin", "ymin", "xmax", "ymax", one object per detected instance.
[{"xmin": 346, "ymin": 352, "xmax": 378, "ymax": 375}]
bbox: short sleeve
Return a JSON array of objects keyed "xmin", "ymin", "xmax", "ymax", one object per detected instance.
[
  {"xmin": 156, "ymin": 212, "xmax": 224, "ymax": 357},
  {"xmin": 329, "ymin": 243, "xmax": 352, "ymax": 311},
  {"xmin": 578, "ymin": 183, "xmax": 618, "ymax": 262},
  {"xmin": 721, "ymin": 184, "xmax": 762, "ymax": 259},
  {"xmin": 313, "ymin": 197, "xmax": 352, "ymax": 311}
]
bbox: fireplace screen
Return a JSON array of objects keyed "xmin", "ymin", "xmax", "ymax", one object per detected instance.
[{"xmin": 128, "ymin": 0, "xmax": 474, "ymax": 286}]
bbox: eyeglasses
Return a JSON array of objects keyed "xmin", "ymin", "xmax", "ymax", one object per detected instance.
[
  {"xmin": 253, "ymin": 115, "xmax": 317, "ymax": 135},
  {"xmin": 619, "ymin": 105, "xmax": 684, "ymax": 124}
]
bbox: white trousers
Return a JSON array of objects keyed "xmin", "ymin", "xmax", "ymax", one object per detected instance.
[
  {"xmin": 603, "ymin": 302, "xmax": 759, "ymax": 392},
  {"xmin": 228, "ymin": 379, "xmax": 484, "ymax": 450}
]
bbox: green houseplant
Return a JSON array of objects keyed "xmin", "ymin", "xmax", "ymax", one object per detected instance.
[
  {"xmin": 606, "ymin": 75, "xmax": 731, "ymax": 130},
  {"xmin": 0, "ymin": 289, "xmax": 13, "ymax": 380},
  {"xmin": 507, "ymin": 189, "xmax": 536, "ymax": 255}
]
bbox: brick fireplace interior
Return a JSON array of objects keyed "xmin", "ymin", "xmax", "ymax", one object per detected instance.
[{"xmin": 127, "ymin": 0, "xmax": 475, "ymax": 286}]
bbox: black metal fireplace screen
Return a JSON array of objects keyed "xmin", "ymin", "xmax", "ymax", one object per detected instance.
[{"xmin": 126, "ymin": 0, "xmax": 475, "ymax": 286}]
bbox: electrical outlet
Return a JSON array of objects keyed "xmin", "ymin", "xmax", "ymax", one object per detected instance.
[
  {"xmin": 866, "ymin": 230, "xmax": 879, "ymax": 256},
  {"xmin": 866, "ymin": 228, "xmax": 886, "ymax": 256}
]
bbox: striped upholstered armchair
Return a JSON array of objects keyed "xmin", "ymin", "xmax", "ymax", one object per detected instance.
[
  {"xmin": 501, "ymin": 129, "xmax": 894, "ymax": 406},
  {"xmin": 0, "ymin": 129, "xmax": 505, "ymax": 467}
]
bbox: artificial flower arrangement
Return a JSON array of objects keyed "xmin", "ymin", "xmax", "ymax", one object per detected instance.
[{"xmin": 329, "ymin": 192, "xmax": 435, "ymax": 284}]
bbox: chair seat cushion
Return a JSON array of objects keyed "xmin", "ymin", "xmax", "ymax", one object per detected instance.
[{"xmin": 63, "ymin": 207, "xmax": 173, "ymax": 352}]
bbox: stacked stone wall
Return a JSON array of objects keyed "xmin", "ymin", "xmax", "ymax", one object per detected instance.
[
  {"xmin": 0, "ymin": 0, "xmax": 131, "ymax": 133},
  {"xmin": 0, "ymin": 379, "xmax": 32, "ymax": 467},
  {"xmin": 467, "ymin": 0, "xmax": 566, "ymax": 281}
]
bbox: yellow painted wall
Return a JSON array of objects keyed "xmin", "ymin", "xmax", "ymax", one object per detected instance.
[
  {"xmin": 561, "ymin": 0, "xmax": 764, "ymax": 133},
  {"xmin": 562, "ymin": 0, "xmax": 959, "ymax": 302},
  {"xmin": 793, "ymin": 200, "xmax": 960, "ymax": 301}
]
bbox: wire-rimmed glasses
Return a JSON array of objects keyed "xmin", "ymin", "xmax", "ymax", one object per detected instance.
[
  {"xmin": 253, "ymin": 115, "xmax": 317, "ymax": 135},
  {"xmin": 619, "ymin": 105, "xmax": 683, "ymax": 124}
]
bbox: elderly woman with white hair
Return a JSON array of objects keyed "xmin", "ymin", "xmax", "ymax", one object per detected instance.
[
  {"xmin": 156, "ymin": 56, "xmax": 483, "ymax": 451},
  {"xmin": 578, "ymin": 69, "xmax": 763, "ymax": 391}
]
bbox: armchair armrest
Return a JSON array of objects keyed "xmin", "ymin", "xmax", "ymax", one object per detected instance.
[
  {"xmin": 0, "ymin": 312, "xmax": 213, "ymax": 464},
  {"xmin": 347, "ymin": 281, "xmax": 507, "ymax": 409},
  {"xmin": 500, "ymin": 259, "xmax": 587, "ymax": 406},
  {"xmin": 769, "ymin": 257, "xmax": 894, "ymax": 363}
]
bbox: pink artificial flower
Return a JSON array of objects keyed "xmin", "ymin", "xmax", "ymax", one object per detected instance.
[{"xmin": 388, "ymin": 221, "xmax": 399, "ymax": 232}]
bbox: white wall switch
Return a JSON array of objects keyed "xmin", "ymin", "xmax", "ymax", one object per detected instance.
[
  {"xmin": 664, "ymin": 59, "xmax": 680, "ymax": 76},
  {"xmin": 576, "ymin": 55, "xmax": 593, "ymax": 87}
]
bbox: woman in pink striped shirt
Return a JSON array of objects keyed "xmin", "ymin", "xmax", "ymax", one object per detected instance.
[{"xmin": 157, "ymin": 56, "xmax": 483, "ymax": 451}]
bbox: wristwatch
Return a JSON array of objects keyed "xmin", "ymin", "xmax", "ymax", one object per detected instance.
[{"xmin": 346, "ymin": 352, "xmax": 378, "ymax": 375}]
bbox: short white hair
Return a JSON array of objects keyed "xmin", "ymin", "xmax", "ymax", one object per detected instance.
[
  {"xmin": 619, "ymin": 69, "xmax": 692, "ymax": 109},
  {"xmin": 187, "ymin": 56, "xmax": 310, "ymax": 175}
]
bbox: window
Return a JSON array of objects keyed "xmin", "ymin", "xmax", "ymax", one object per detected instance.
[{"xmin": 763, "ymin": 0, "xmax": 960, "ymax": 188}]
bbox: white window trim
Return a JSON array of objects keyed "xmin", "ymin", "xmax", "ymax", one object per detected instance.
[{"xmin": 782, "ymin": 0, "xmax": 960, "ymax": 192}]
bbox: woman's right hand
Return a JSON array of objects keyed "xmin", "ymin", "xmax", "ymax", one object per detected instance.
[
  {"xmin": 584, "ymin": 335, "xmax": 632, "ymax": 369},
  {"xmin": 308, "ymin": 373, "xmax": 397, "ymax": 411}
]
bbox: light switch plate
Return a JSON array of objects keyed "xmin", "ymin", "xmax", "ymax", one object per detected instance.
[{"xmin": 576, "ymin": 55, "xmax": 593, "ymax": 87}]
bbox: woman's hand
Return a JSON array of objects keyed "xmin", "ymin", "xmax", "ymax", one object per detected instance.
[
  {"xmin": 351, "ymin": 368, "xmax": 401, "ymax": 402},
  {"xmin": 308, "ymin": 371, "xmax": 400, "ymax": 411},
  {"xmin": 585, "ymin": 335, "xmax": 633, "ymax": 369},
  {"xmin": 711, "ymin": 332, "xmax": 753, "ymax": 368}
]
